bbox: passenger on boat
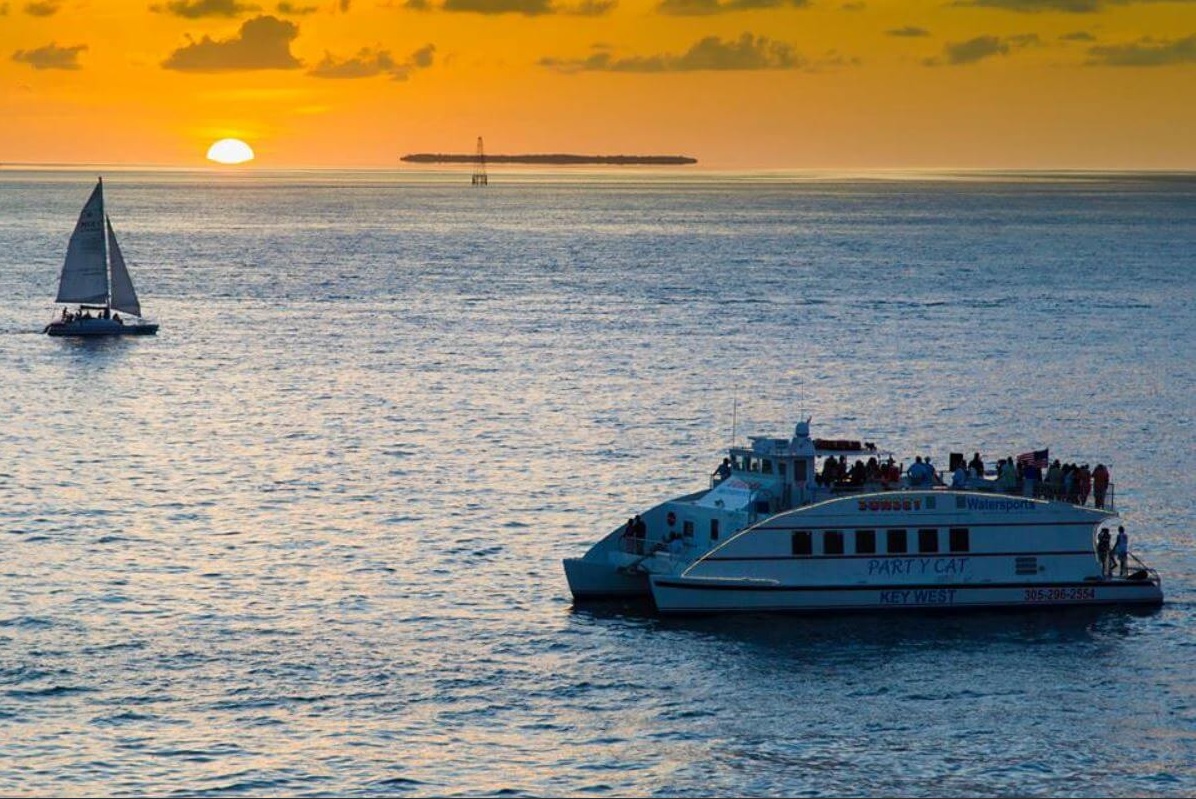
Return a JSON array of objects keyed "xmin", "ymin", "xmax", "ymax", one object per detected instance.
[
  {"xmin": 1093, "ymin": 464, "xmax": 1110, "ymax": 508},
  {"xmin": 716, "ymin": 458, "xmax": 731, "ymax": 481},
  {"xmin": 907, "ymin": 456, "xmax": 931, "ymax": 487},
  {"xmin": 1022, "ymin": 461, "xmax": 1042, "ymax": 498},
  {"xmin": 633, "ymin": 515, "xmax": 646, "ymax": 542},
  {"xmin": 951, "ymin": 462, "xmax": 967, "ymax": 489},
  {"xmin": 969, "ymin": 452, "xmax": 985, "ymax": 478},
  {"xmin": 1078, "ymin": 465, "xmax": 1092, "ymax": 505},
  {"xmin": 1045, "ymin": 460, "xmax": 1063, "ymax": 499},
  {"xmin": 819, "ymin": 456, "xmax": 839, "ymax": 487},
  {"xmin": 113, "ymin": 313, "xmax": 123, "ymax": 324},
  {"xmin": 1114, "ymin": 527, "xmax": 1129, "ymax": 577},
  {"xmin": 998, "ymin": 458, "xmax": 1018, "ymax": 493},
  {"xmin": 1097, "ymin": 528, "xmax": 1112, "ymax": 578}
]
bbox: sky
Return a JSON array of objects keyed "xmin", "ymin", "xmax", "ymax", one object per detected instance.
[{"xmin": 1, "ymin": 0, "xmax": 1193, "ymax": 169}]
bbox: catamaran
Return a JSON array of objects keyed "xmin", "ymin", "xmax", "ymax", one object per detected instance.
[
  {"xmin": 43, "ymin": 178, "xmax": 158, "ymax": 337},
  {"xmin": 564, "ymin": 419, "xmax": 1163, "ymax": 614}
]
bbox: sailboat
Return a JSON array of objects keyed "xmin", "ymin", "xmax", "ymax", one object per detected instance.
[{"xmin": 43, "ymin": 177, "xmax": 159, "ymax": 337}]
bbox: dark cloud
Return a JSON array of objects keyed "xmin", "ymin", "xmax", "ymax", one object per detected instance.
[
  {"xmin": 541, "ymin": 32, "xmax": 803, "ymax": 72},
  {"xmin": 840, "ymin": 1, "xmax": 865, "ymax": 9},
  {"xmin": 154, "ymin": 0, "xmax": 261, "ymax": 18},
  {"xmin": 24, "ymin": 1, "xmax": 60, "ymax": 15},
  {"xmin": 887, "ymin": 25, "xmax": 930, "ymax": 36},
  {"xmin": 923, "ymin": 33, "xmax": 1040, "ymax": 65},
  {"xmin": 656, "ymin": 0, "xmax": 808, "ymax": 14},
  {"xmin": 308, "ymin": 43, "xmax": 434, "ymax": 79},
  {"xmin": 565, "ymin": 0, "xmax": 616, "ymax": 13},
  {"xmin": 404, "ymin": 0, "xmax": 429, "ymax": 7},
  {"xmin": 1087, "ymin": 34, "xmax": 1196, "ymax": 65},
  {"xmin": 952, "ymin": 0, "xmax": 1194, "ymax": 11},
  {"xmin": 442, "ymin": 0, "xmax": 552, "ymax": 13},
  {"xmin": 1060, "ymin": 30, "xmax": 1095, "ymax": 41},
  {"xmin": 276, "ymin": 1, "xmax": 319, "ymax": 12},
  {"xmin": 946, "ymin": 35, "xmax": 1008, "ymax": 63},
  {"xmin": 13, "ymin": 41, "xmax": 86, "ymax": 69},
  {"xmin": 162, "ymin": 15, "xmax": 302, "ymax": 71},
  {"xmin": 953, "ymin": 0, "xmax": 1099, "ymax": 10},
  {"xmin": 340, "ymin": 0, "xmax": 351, "ymax": 9},
  {"xmin": 0, "ymin": 4, "xmax": 9, "ymax": 15}
]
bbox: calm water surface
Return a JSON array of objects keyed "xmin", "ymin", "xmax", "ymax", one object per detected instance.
[{"xmin": 0, "ymin": 170, "xmax": 1193, "ymax": 796}]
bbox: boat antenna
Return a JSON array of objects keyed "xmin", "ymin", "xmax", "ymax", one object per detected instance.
[{"xmin": 730, "ymin": 393, "xmax": 738, "ymax": 449}]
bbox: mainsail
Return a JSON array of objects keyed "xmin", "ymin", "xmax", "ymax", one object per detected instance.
[
  {"xmin": 106, "ymin": 216, "xmax": 141, "ymax": 317},
  {"xmin": 56, "ymin": 179, "xmax": 109, "ymax": 305}
]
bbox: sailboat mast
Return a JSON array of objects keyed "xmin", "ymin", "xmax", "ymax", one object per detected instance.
[{"xmin": 105, "ymin": 213, "xmax": 113, "ymax": 310}]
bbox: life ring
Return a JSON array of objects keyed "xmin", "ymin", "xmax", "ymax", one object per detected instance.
[{"xmin": 666, "ymin": 511, "xmax": 676, "ymax": 527}]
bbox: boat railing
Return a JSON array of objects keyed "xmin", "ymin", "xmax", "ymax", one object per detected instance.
[{"xmin": 1123, "ymin": 553, "xmax": 1162, "ymax": 587}]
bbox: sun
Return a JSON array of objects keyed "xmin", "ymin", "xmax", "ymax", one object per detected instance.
[{"xmin": 207, "ymin": 138, "xmax": 255, "ymax": 165}]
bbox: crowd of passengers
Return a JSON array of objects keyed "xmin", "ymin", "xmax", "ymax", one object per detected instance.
[{"xmin": 814, "ymin": 452, "xmax": 1112, "ymax": 508}]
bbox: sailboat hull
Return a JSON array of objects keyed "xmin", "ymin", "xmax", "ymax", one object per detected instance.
[{"xmin": 44, "ymin": 318, "xmax": 158, "ymax": 337}]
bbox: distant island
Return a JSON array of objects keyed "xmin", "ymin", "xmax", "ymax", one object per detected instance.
[{"xmin": 401, "ymin": 153, "xmax": 697, "ymax": 166}]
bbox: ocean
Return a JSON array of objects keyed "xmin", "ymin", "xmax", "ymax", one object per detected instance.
[{"xmin": 0, "ymin": 169, "xmax": 1193, "ymax": 796}]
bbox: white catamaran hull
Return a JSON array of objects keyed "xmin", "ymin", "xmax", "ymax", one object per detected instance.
[
  {"xmin": 563, "ymin": 557, "xmax": 650, "ymax": 599},
  {"xmin": 649, "ymin": 577, "xmax": 1164, "ymax": 615}
]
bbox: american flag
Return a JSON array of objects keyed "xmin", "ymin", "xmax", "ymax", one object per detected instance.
[{"xmin": 1016, "ymin": 449, "xmax": 1049, "ymax": 469}]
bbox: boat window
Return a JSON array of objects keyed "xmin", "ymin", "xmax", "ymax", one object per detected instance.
[
  {"xmin": 794, "ymin": 460, "xmax": 807, "ymax": 481},
  {"xmin": 733, "ymin": 455, "xmax": 746, "ymax": 471},
  {"xmin": 887, "ymin": 529, "xmax": 908, "ymax": 554},
  {"xmin": 855, "ymin": 529, "xmax": 876, "ymax": 554},
  {"xmin": 710, "ymin": 518, "xmax": 720, "ymax": 541},
  {"xmin": 824, "ymin": 530, "xmax": 844, "ymax": 555},
  {"xmin": 918, "ymin": 528, "xmax": 938, "ymax": 553},
  {"xmin": 683, "ymin": 520, "xmax": 694, "ymax": 538},
  {"xmin": 792, "ymin": 531, "xmax": 813, "ymax": 556},
  {"xmin": 950, "ymin": 527, "xmax": 970, "ymax": 552},
  {"xmin": 778, "ymin": 462, "xmax": 787, "ymax": 478},
  {"xmin": 762, "ymin": 459, "xmax": 773, "ymax": 475},
  {"xmin": 749, "ymin": 458, "xmax": 760, "ymax": 473}
]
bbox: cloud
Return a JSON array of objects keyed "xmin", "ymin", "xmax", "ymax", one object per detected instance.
[
  {"xmin": 308, "ymin": 43, "xmax": 435, "ymax": 79},
  {"xmin": 24, "ymin": 1, "xmax": 60, "ymax": 15},
  {"xmin": 840, "ymin": 1, "xmax": 865, "ymax": 9},
  {"xmin": 162, "ymin": 15, "xmax": 302, "ymax": 71},
  {"xmin": 656, "ymin": 0, "xmax": 807, "ymax": 14},
  {"xmin": 943, "ymin": 35, "xmax": 1008, "ymax": 63},
  {"xmin": 276, "ymin": 1, "xmax": 319, "ymax": 12},
  {"xmin": 541, "ymin": 33, "xmax": 804, "ymax": 72},
  {"xmin": 1087, "ymin": 34, "xmax": 1196, "ymax": 65},
  {"xmin": 12, "ymin": 41, "xmax": 86, "ymax": 69},
  {"xmin": 442, "ymin": 0, "xmax": 552, "ymax": 12},
  {"xmin": 923, "ymin": 33, "xmax": 1040, "ymax": 65},
  {"xmin": 154, "ymin": 0, "xmax": 261, "ymax": 17},
  {"xmin": 951, "ymin": 0, "xmax": 1193, "ymax": 11},
  {"xmin": 1060, "ymin": 30, "xmax": 1095, "ymax": 41},
  {"xmin": 887, "ymin": 25, "xmax": 930, "ymax": 36},
  {"xmin": 564, "ymin": 0, "xmax": 616, "ymax": 13}
]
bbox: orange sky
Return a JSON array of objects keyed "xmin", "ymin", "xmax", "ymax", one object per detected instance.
[{"xmin": 1, "ymin": 0, "xmax": 1193, "ymax": 169}]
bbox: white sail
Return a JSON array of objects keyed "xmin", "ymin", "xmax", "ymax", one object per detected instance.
[
  {"xmin": 106, "ymin": 216, "xmax": 141, "ymax": 317},
  {"xmin": 55, "ymin": 179, "xmax": 109, "ymax": 305}
]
